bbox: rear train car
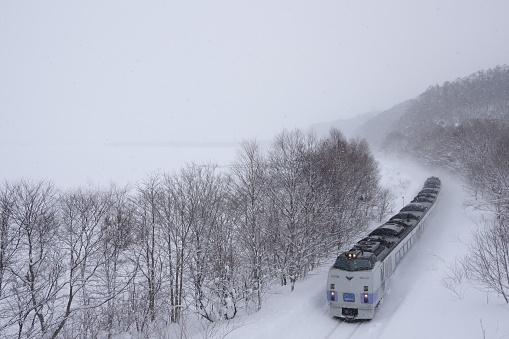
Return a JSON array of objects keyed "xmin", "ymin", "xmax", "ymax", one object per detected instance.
[{"xmin": 326, "ymin": 177, "xmax": 441, "ymax": 320}]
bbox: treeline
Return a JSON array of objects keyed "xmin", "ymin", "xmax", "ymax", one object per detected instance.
[
  {"xmin": 382, "ymin": 65, "xmax": 509, "ymax": 153},
  {"xmin": 0, "ymin": 128, "xmax": 388, "ymax": 338},
  {"xmin": 408, "ymin": 119, "xmax": 509, "ymax": 303}
]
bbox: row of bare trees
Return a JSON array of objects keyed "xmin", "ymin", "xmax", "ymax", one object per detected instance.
[
  {"xmin": 450, "ymin": 121, "xmax": 509, "ymax": 303},
  {"xmin": 0, "ymin": 128, "xmax": 387, "ymax": 338}
]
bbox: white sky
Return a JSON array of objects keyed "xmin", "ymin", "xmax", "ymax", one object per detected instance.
[
  {"xmin": 1, "ymin": 1, "xmax": 509, "ymax": 186},
  {"xmin": 2, "ymin": 0, "xmax": 509, "ymax": 146}
]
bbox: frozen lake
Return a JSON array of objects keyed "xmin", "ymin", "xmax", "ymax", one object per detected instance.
[{"xmin": 1, "ymin": 142, "xmax": 241, "ymax": 188}]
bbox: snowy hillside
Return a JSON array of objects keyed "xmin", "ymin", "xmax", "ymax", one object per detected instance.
[{"xmin": 190, "ymin": 156, "xmax": 509, "ymax": 339}]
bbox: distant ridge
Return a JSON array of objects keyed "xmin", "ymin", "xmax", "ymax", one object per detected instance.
[
  {"xmin": 382, "ymin": 65, "xmax": 509, "ymax": 154},
  {"xmin": 311, "ymin": 65, "xmax": 509, "ymax": 152},
  {"xmin": 355, "ymin": 100, "xmax": 412, "ymax": 150},
  {"xmin": 310, "ymin": 110, "xmax": 379, "ymax": 139}
]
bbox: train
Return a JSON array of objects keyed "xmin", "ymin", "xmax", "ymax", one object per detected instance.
[{"xmin": 326, "ymin": 177, "xmax": 441, "ymax": 320}]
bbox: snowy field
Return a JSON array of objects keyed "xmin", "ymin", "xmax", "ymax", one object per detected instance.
[
  {"xmin": 182, "ymin": 156, "xmax": 509, "ymax": 339},
  {"xmin": 0, "ymin": 143, "xmax": 240, "ymax": 188}
]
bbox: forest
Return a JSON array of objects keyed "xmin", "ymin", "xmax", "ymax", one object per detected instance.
[{"xmin": 0, "ymin": 129, "xmax": 390, "ymax": 339}]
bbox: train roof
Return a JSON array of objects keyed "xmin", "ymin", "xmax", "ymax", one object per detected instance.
[
  {"xmin": 424, "ymin": 177, "xmax": 441, "ymax": 188},
  {"xmin": 390, "ymin": 212, "xmax": 420, "ymax": 221},
  {"xmin": 370, "ymin": 223, "xmax": 406, "ymax": 237},
  {"xmin": 334, "ymin": 176, "xmax": 440, "ymax": 266},
  {"xmin": 400, "ymin": 203, "xmax": 428, "ymax": 213},
  {"xmin": 386, "ymin": 218, "xmax": 415, "ymax": 227},
  {"xmin": 420, "ymin": 188, "xmax": 439, "ymax": 195},
  {"xmin": 412, "ymin": 196, "xmax": 434, "ymax": 203}
]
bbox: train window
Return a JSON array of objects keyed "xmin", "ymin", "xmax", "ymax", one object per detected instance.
[
  {"xmin": 364, "ymin": 286, "xmax": 368, "ymax": 291},
  {"xmin": 333, "ymin": 258, "xmax": 373, "ymax": 271},
  {"xmin": 330, "ymin": 284, "xmax": 335, "ymax": 289}
]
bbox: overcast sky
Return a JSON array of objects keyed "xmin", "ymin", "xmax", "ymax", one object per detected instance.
[{"xmin": 1, "ymin": 0, "xmax": 509, "ymax": 185}]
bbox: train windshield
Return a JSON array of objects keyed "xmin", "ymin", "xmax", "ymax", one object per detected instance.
[{"xmin": 333, "ymin": 258, "xmax": 373, "ymax": 271}]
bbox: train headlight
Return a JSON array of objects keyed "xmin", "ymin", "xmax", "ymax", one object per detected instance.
[
  {"xmin": 363, "ymin": 294, "xmax": 369, "ymax": 303},
  {"xmin": 345, "ymin": 250, "xmax": 361, "ymax": 259},
  {"xmin": 330, "ymin": 291, "xmax": 336, "ymax": 301}
]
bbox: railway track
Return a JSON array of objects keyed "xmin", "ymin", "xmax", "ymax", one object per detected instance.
[{"xmin": 324, "ymin": 320, "xmax": 362, "ymax": 339}]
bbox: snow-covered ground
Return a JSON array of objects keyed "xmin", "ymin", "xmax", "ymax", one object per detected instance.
[
  {"xmin": 187, "ymin": 156, "xmax": 509, "ymax": 339},
  {"xmin": 4, "ymin": 143, "xmax": 508, "ymax": 339}
]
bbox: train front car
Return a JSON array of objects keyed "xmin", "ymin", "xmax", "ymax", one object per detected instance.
[
  {"xmin": 327, "ymin": 176, "xmax": 441, "ymax": 321},
  {"xmin": 327, "ymin": 249, "xmax": 379, "ymax": 320}
]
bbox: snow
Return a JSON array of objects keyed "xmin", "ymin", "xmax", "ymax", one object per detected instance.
[
  {"xmin": 3, "ymin": 139, "xmax": 508, "ymax": 338},
  {"xmin": 186, "ymin": 156, "xmax": 509, "ymax": 339}
]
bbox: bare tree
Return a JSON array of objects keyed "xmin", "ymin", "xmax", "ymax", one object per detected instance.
[
  {"xmin": 2, "ymin": 180, "xmax": 60, "ymax": 339},
  {"xmin": 441, "ymin": 256, "xmax": 467, "ymax": 300},
  {"xmin": 0, "ymin": 183, "xmax": 19, "ymax": 338},
  {"xmin": 173, "ymin": 163, "xmax": 237, "ymax": 322},
  {"xmin": 0, "ymin": 182, "xmax": 21, "ymax": 300},
  {"xmin": 159, "ymin": 173, "xmax": 191, "ymax": 324},
  {"xmin": 372, "ymin": 186, "xmax": 396, "ymax": 223},
  {"xmin": 464, "ymin": 215, "xmax": 509, "ymax": 303},
  {"xmin": 266, "ymin": 129, "xmax": 325, "ymax": 291},
  {"xmin": 230, "ymin": 140, "xmax": 272, "ymax": 311},
  {"xmin": 98, "ymin": 185, "xmax": 137, "ymax": 339},
  {"xmin": 314, "ymin": 129, "xmax": 380, "ymax": 251},
  {"xmin": 130, "ymin": 174, "xmax": 165, "ymax": 333},
  {"xmin": 53, "ymin": 185, "xmax": 121, "ymax": 339}
]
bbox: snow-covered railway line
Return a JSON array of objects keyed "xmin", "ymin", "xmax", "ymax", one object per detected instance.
[{"xmin": 324, "ymin": 320, "xmax": 362, "ymax": 339}]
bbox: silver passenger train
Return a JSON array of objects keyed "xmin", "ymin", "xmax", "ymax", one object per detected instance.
[{"xmin": 326, "ymin": 177, "xmax": 441, "ymax": 320}]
